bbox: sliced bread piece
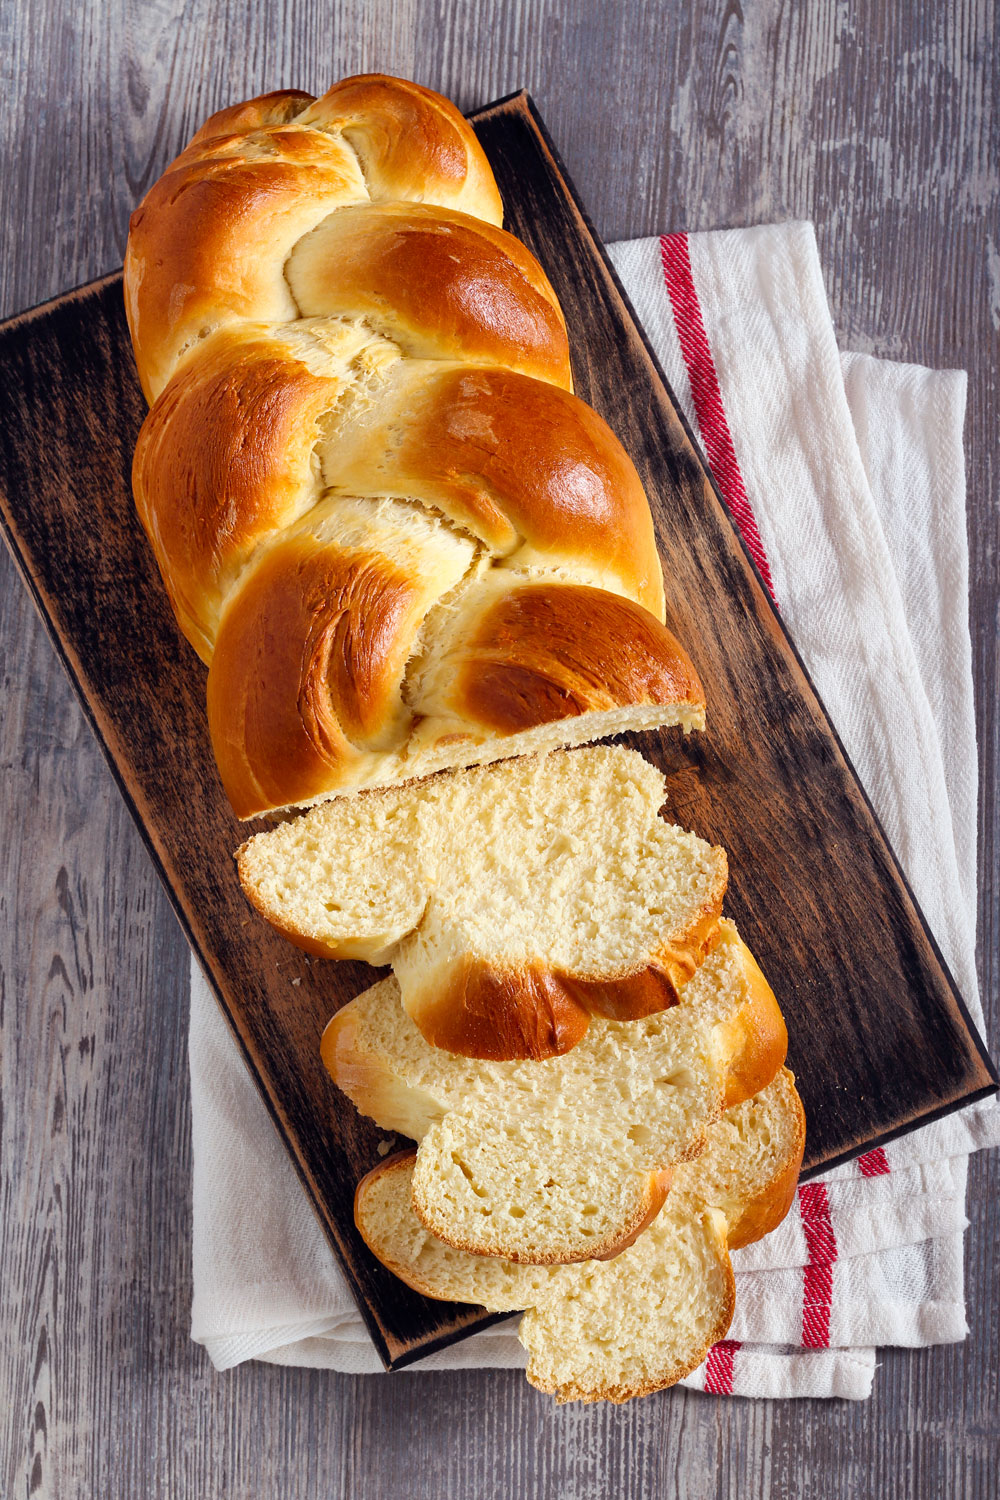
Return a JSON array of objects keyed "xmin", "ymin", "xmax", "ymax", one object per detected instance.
[
  {"xmin": 323, "ymin": 919, "xmax": 787, "ymax": 1262},
  {"xmin": 355, "ymin": 1069, "xmax": 806, "ymax": 1402},
  {"xmin": 238, "ymin": 745, "xmax": 728, "ymax": 1060}
]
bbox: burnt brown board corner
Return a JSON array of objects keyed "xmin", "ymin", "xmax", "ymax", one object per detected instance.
[{"xmin": 0, "ymin": 92, "xmax": 994, "ymax": 1374}]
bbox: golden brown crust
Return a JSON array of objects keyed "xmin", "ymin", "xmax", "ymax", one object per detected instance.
[
  {"xmin": 450, "ymin": 583, "xmax": 702, "ymax": 731},
  {"xmin": 207, "ymin": 536, "xmax": 425, "ymax": 817},
  {"xmin": 726, "ymin": 1072, "xmax": 807, "ymax": 1251},
  {"xmin": 718, "ymin": 940, "xmax": 789, "ymax": 1110},
  {"xmin": 125, "ymin": 137, "xmax": 363, "ymax": 402},
  {"xmin": 405, "ymin": 957, "xmax": 593, "ymax": 1061},
  {"xmin": 289, "ymin": 205, "xmax": 571, "ymax": 388},
  {"xmin": 332, "ymin": 370, "xmax": 663, "ymax": 613},
  {"xmin": 406, "ymin": 943, "xmax": 726, "ymax": 1063},
  {"xmin": 126, "ymin": 75, "xmax": 504, "ymax": 402},
  {"xmin": 401, "ymin": 848, "xmax": 724, "ymax": 1061},
  {"xmin": 132, "ymin": 334, "xmax": 336, "ymax": 659},
  {"xmin": 321, "ymin": 1005, "xmax": 365, "ymax": 1098},
  {"xmin": 176, "ymin": 90, "xmax": 318, "ymax": 160},
  {"xmin": 296, "ymin": 75, "xmax": 503, "ymax": 222},
  {"xmin": 570, "ymin": 900, "xmax": 724, "ymax": 1022},
  {"xmin": 322, "ymin": 1011, "xmax": 440, "ymax": 1137},
  {"xmin": 401, "ymin": 948, "xmax": 722, "ymax": 1068}
]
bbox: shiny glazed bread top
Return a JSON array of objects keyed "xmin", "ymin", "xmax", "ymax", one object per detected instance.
[{"xmin": 125, "ymin": 75, "xmax": 703, "ymax": 816}]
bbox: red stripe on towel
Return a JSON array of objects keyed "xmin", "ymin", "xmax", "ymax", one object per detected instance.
[
  {"xmin": 659, "ymin": 233, "xmax": 777, "ymax": 601},
  {"xmin": 857, "ymin": 1147, "xmax": 891, "ymax": 1177},
  {"xmin": 659, "ymin": 228, "xmax": 892, "ymax": 1357},
  {"xmin": 704, "ymin": 1339, "xmax": 741, "ymax": 1394},
  {"xmin": 798, "ymin": 1182, "xmax": 838, "ymax": 1348}
]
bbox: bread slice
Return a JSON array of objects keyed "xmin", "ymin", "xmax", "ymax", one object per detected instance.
[
  {"xmin": 238, "ymin": 746, "xmax": 728, "ymax": 1060},
  {"xmin": 355, "ymin": 1069, "xmax": 805, "ymax": 1402},
  {"xmin": 322, "ymin": 919, "xmax": 787, "ymax": 1262}
]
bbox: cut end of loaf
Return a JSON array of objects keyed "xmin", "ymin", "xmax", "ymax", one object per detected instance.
[{"xmin": 220, "ymin": 662, "xmax": 705, "ymax": 821}]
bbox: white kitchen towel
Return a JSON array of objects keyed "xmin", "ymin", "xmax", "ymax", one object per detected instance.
[{"xmin": 188, "ymin": 221, "xmax": 999, "ymax": 1400}]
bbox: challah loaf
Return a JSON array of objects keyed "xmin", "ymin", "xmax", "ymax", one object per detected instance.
[
  {"xmin": 238, "ymin": 746, "xmax": 728, "ymax": 1060},
  {"xmin": 124, "ymin": 75, "xmax": 704, "ymax": 818},
  {"xmin": 322, "ymin": 919, "xmax": 787, "ymax": 1262},
  {"xmin": 355, "ymin": 1069, "xmax": 805, "ymax": 1402}
]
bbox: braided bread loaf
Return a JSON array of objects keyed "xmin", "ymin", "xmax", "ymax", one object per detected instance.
[{"xmin": 125, "ymin": 75, "xmax": 704, "ymax": 818}]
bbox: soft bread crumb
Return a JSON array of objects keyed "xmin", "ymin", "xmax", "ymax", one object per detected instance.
[
  {"xmin": 326, "ymin": 920, "xmax": 787, "ymax": 1261},
  {"xmin": 355, "ymin": 1071, "xmax": 804, "ymax": 1402},
  {"xmin": 238, "ymin": 745, "xmax": 727, "ymax": 1045}
]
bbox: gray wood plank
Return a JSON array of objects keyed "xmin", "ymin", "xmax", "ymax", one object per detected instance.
[{"xmin": 1, "ymin": 0, "xmax": 996, "ymax": 1496}]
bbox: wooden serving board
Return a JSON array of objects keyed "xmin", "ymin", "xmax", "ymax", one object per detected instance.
[{"xmin": 0, "ymin": 91, "xmax": 995, "ymax": 1371}]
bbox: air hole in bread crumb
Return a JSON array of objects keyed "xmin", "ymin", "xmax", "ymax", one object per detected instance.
[{"xmin": 451, "ymin": 1154, "xmax": 488, "ymax": 1198}]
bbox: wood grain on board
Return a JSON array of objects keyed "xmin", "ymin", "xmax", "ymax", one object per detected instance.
[
  {"xmin": 2, "ymin": 1, "xmax": 998, "ymax": 1495},
  {"xmin": 0, "ymin": 90, "xmax": 993, "ymax": 1376}
]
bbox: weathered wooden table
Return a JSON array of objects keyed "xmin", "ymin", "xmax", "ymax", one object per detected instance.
[{"xmin": 2, "ymin": 2, "xmax": 996, "ymax": 1495}]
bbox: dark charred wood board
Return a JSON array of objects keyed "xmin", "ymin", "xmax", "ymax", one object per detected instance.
[{"xmin": 0, "ymin": 90, "xmax": 994, "ymax": 1373}]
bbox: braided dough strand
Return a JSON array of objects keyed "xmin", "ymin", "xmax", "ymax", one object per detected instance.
[{"xmin": 126, "ymin": 75, "xmax": 704, "ymax": 817}]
